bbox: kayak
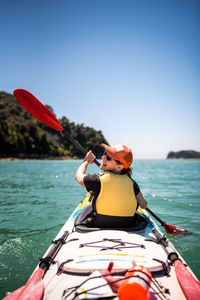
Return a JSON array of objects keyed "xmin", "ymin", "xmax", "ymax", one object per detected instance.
[{"xmin": 5, "ymin": 193, "xmax": 197, "ymax": 300}]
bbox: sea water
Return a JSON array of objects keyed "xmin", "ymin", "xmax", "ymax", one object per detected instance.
[{"xmin": 0, "ymin": 159, "xmax": 200, "ymax": 298}]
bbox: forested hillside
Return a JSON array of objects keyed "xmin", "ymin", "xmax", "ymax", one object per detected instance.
[{"xmin": 0, "ymin": 91, "xmax": 108, "ymax": 159}]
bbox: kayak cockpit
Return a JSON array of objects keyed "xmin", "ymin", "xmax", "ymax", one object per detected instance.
[{"xmin": 74, "ymin": 204, "xmax": 148, "ymax": 232}]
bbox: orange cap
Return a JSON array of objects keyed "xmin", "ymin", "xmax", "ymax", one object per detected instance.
[{"xmin": 101, "ymin": 144, "xmax": 133, "ymax": 169}]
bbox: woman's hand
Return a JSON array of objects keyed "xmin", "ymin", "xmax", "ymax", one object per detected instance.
[{"xmin": 83, "ymin": 150, "xmax": 96, "ymax": 164}]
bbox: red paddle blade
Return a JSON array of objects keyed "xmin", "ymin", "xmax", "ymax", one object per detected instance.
[
  {"xmin": 174, "ymin": 260, "xmax": 200, "ymax": 300},
  {"xmin": 13, "ymin": 89, "xmax": 63, "ymax": 132},
  {"xmin": 164, "ymin": 223, "xmax": 192, "ymax": 235},
  {"xmin": 2, "ymin": 286, "xmax": 25, "ymax": 300},
  {"xmin": 3, "ymin": 268, "xmax": 44, "ymax": 300}
]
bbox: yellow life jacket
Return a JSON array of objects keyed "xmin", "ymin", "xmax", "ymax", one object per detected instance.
[{"xmin": 95, "ymin": 172, "xmax": 137, "ymax": 217}]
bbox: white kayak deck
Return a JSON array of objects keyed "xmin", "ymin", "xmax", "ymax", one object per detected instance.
[
  {"xmin": 57, "ymin": 230, "xmax": 168, "ymax": 273},
  {"xmin": 37, "ymin": 196, "xmax": 196, "ymax": 299}
]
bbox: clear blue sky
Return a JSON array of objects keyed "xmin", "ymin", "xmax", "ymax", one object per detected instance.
[{"xmin": 1, "ymin": 0, "xmax": 199, "ymax": 158}]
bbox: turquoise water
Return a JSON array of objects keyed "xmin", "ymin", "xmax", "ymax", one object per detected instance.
[{"xmin": 0, "ymin": 159, "xmax": 200, "ymax": 298}]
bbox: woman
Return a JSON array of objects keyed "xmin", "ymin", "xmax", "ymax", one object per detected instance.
[{"xmin": 75, "ymin": 144, "xmax": 147, "ymax": 227}]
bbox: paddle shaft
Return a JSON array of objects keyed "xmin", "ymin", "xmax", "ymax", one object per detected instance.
[
  {"xmin": 61, "ymin": 129, "xmax": 100, "ymax": 167},
  {"xmin": 146, "ymin": 207, "xmax": 165, "ymax": 226}
]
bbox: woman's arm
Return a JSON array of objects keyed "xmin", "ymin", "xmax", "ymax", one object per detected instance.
[
  {"xmin": 75, "ymin": 151, "xmax": 96, "ymax": 187},
  {"xmin": 136, "ymin": 191, "xmax": 147, "ymax": 209}
]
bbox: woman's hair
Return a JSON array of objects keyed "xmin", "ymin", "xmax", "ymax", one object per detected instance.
[
  {"xmin": 114, "ymin": 159, "xmax": 133, "ymax": 176},
  {"xmin": 121, "ymin": 167, "xmax": 132, "ymax": 176}
]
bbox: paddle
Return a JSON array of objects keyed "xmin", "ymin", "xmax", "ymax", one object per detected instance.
[
  {"xmin": 3, "ymin": 231, "xmax": 69, "ymax": 300},
  {"xmin": 146, "ymin": 207, "xmax": 192, "ymax": 235},
  {"xmin": 13, "ymin": 89, "xmax": 100, "ymax": 167},
  {"xmin": 153, "ymin": 228, "xmax": 200, "ymax": 300},
  {"xmin": 13, "ymin": 89, "xmax": 191, "ymax": 235}
]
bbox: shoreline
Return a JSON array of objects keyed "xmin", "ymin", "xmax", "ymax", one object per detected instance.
[{"xmin": 0, "ymin": 156, "xmax": 79, "ymax": 161}]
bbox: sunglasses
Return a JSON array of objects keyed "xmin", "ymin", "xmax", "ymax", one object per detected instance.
[
  {"xmin": 103, "ymin": 151, "xmax": 122, "ymax": 164},
  {"xmin": 103, "ymin": 151, "xmax": 112, "ymax": 160}
]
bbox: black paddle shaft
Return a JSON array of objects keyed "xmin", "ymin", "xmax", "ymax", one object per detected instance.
[
  {"xmin": 146, "ymin": 207, "xmax": 166, "ymax": 226},
  {"xmin": 62, "ymin": 129, "xmax": 101, "ymax": 167}
]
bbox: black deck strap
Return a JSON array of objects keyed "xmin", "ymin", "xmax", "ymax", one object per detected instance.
[
  {"xmin": 79, "ymin": 244, "xmax": 124, "ymax": 251},
  {"xmin": 145, "ymin": 238, "xmax": 157, "ymax": 243},
  {"xmin": 101, "ymin": 238, "xmax": 125, "ymax": 250},
  {"xmin": 103, "ymin": 238, "xmax": 125, "ymax": 244},
  {"xmin": 79, "ymin": 239, "xmax": 109, "ymax": 247},
  {"xmin": 73, "ymin": 277, "xmax": 125, "ymax": 299},
  {"xmin": 79, "ymin": 238, "xmax": 144, "ymax": 251},
  {"xmin": 100, "ymin": 244, "xmax": 145, "ymax": 251},
  {"xmin": 52, "ymin": 236, "xmax": 68, "ymax": 244},
  {"xmin": 63, "ymin": 270, "xmax": 92, "ymax": 277},
  {"xmin": 103, "ymin": 238, "xmax": 145, "ymax": 249},
  {"xmin": 151, "ymin": 276, "xmax": 170, "ymax": 300},
  {"xmin": 57, "ymin": 259, "xmax": 74, "ymax": 274},
  {"xmin": 79, "ymin": 238, "xmax": 123, "ymax": 248},
  {"xmin": 115, "ymin": 239, "xmax": 145, "ymax": 249},
  {"xmin": 74, "ymin": 273, "xmax": 152, "ymax": 300},
  {"xmin": 153, "ymin": 258, "xmax": 169, "ymax": 276},
  {"xmin": 63, "ymin": 270, "xmax": 114, "ymax": 299},
  {"xmin": 102, "ymin": 238, "xmax": 145, "ymax": 249},
  {"xmin": 63, "ymin": 269, "xmax": 128, "ymax": 300},
  {"xmin": 65, "ymin": 238, "xmax": 79, "ymax": 244}
]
